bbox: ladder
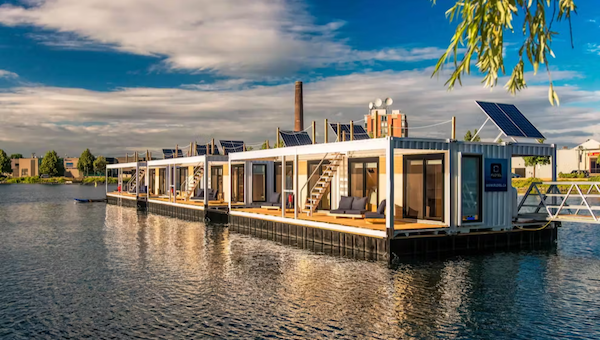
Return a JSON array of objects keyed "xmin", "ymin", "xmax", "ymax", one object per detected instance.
[
  {"xmin": 126, "ymin": 168, "xmax": 145, "ymax": 192},
  {"xmin": 304, "ymin": 153, "xmax": 343, "ymax": 216},
  {"xmin": 183, "ymin": 166, "xmax": 204, "ymax": 201}
]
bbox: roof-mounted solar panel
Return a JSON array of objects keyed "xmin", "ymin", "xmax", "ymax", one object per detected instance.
[
  {"xmin": 279, "ymin": 130, "xmax": 313, "ymax": 146},
  {"xmin": 162, "ymin": 149, "xmax": 184, "ymax": 159},
  {"xmin": 475, "ymin": 101, "xmax": 544, "ymax": 139},
  {"xmin": 329, "ymin": 123, "xmax": 371, "ymax": 140},
  {"xmin": 195, "ymin": 145, "xmax": 220, "ymax": 156},
  {"xmin": 219, "ymin": 140, "xmax": 245, "ymax": 155}
]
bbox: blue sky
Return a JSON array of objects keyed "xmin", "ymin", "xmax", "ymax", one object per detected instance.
[{"xmin": 0, "ymin": 0, "xmax": 599, "ymax": 156}]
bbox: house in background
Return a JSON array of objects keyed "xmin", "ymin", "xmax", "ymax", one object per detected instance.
[
  {"xmin": 512, "ymin": 139, "xmax": 600, "ymax": 178},
  {"xmin": 63, "ymin": 157, "xmax": 80, "ymax": 178},
  {"xmin": 11, "ymin": 157, "xmax": 41, "ymax": 177}
]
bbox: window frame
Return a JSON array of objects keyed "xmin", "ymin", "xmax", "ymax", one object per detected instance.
[
  {"xmin": 347, "ymin": 157, "xmax": 379, "ymax": 208},
  {"xmin": 459, "ymin": 154, "xmax": 483, "ymax": 224},
  {"xmin": 251, "ymin": 163, "xmax": 267, "ymax": 202},
  {"xmin": 402, "ymin": 153, "xmax": 445, "ymax": 222}
]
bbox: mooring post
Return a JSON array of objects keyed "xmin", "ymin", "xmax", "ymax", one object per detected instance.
[
  {"xmin": 337, "ymin": 122, "xmax": 341, "ymax": 142},
  {"xmin": 312, "ymin": 121, "xmax": 316, "ymax": 144},
  {"xmin": 211, "ymin": 139, "xmax": 215, "ymax": 155},
  {"xmin": 175, "ymin": 145, "xmax": 179, "ymax": 158},
  {"xmin": 324, "ymin": 119, "xmax": 328, "ymax": 143},
  {"xmin": 350, "ymin": 120, "xmax": 354, "ymax": 141},
  {"xmin": 266, "ymin": 139, "xmax": 270, "ymax": 149},
  {"xmin": 374, "ymin": 111, "xmax": 379, "ymax": 138}
]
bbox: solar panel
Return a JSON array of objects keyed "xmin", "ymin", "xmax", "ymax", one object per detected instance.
[
  {"xmin": 279, "ymin": 130, "xmax": 313, "ymax": 146},
  {"xmin": 496, "ymin": 103, "xmax": 545, "ymax": 139},
  {"xmin": 219, "ymin": 140, "xmax": 245, "ymax": 155},
  {"xmin": 476, "ymin": 101, "xmax": 525, "ymax": 137},
  {"xmin": 162, "ymin": 149, "xmax": 184, "ymax": 159},
  {"xmin": 329, "ymin": 123, "xmax": 371, "ymax": 140},
  {"xmin": 195, "ymin": 145, "xmax": 220, "ymax": 156}
]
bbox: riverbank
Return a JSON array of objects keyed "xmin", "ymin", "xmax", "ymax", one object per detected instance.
[{"xmin": 0, "ymin": 176, "xmax": 117, "ymax": 185}]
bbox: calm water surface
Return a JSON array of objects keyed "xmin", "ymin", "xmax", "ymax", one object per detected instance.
[{"xmin": 1, "ymin": 184, "xmax": 600, "ymax": 339}]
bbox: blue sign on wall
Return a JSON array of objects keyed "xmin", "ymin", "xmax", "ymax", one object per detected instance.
[{"xmin": 484, "ymin": 158, "xmax": 508, "ymax": 192}]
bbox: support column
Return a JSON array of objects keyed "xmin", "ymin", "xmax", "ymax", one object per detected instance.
[
  {"xmin": 552, "ymin": 144, "xmax": 558, "ymax": 209},
  {"xmin": 281, "ymin": 155, "xmax": 286, "ymax": 218},
  {"xmin": 167, "ymin": 165, "xmax": 171, "ymax": 202},
  {"xmin": 386, "ymin": 139, "xmax": 395, "ymax": 240},
  {"xmin": 105, "ymin": 168, "xmax": 108, "ymax": 194},
  {"xmin": 204, "ymin": 159, "xmax": 210, "ymax": 208},
  {"xmin": 135, "ymin": 162, "xmax": 139, "ymax": 200},
  {"xmin": 228, "ymin": 158, "xmax": 232, "ymax": 211},
  {"xmin": 145, "ymin": 162, "xmax": 149, "ymax": 202},
  {"xmin": 294, "ymin": 152, "xmax": 298, "ymax": 219}
]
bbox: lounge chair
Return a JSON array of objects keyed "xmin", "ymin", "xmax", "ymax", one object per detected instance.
[
  {"xmin": 328, "ymin": 196, "xmax": 368, "ymax": 219},
  {"xmin": 261, "ymin": 192, "xmax": 281, "ymax": 209},
  {"xmin": 191, "ymin": 188, "xmax": 218, "ymax": 201},
  {"xmin": 365, "ymin": 199, "xmax": 386, "ymax": 224}
]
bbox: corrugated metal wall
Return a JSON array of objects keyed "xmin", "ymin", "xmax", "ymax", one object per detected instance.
[{"xmin": 453, "ymin": 142, "xmax": 512, "ymax": 229}]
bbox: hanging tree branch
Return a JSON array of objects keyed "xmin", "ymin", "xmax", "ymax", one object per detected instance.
[{"xmin": 431, "ymin": 0, "xmax": 577, "ymax": 106}]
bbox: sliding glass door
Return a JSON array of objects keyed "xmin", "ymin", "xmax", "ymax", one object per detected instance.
[
  {"xmin": 232, "ymin": 164, "xmax": 245, "ymax": 203},
  {"xmin": 210, "ymin": 166, "xmax": 223, "ymax": 199},
  {"xmin": 404, "ymin": 154, "xmax": 444, "ymax": 221},
  {"xmin": 252, "ymin": 164, "xmax": 266, "ymax": 202},
  {"xmin": 348, "ymin": 158, "xmax": 379, "ymax": 211}
]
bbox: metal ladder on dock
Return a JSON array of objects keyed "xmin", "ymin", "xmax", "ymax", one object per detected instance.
[
  {"xmin": 517, "ymin": 181, "xmax": 600, "ymax": 223},
  {"xmin": 182, "ymin": 166, "xmax": 204, "ymax": 201},
  {"xmin": 126, "ymin": 168, "xmax": 146, "ymax": 193},
  {"xmin": 304, "ymin": 153, "xmax": 343, "ymax": 216}
]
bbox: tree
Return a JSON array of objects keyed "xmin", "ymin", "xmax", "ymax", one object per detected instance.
[
  {"xmin": 523, "ymin": 138, "xmax": 549, "ymax": 177},
  {"xmin": 0, "ymin": 149, "xmax": 11, "ymax": 174},
  {"xmin": 432, "ymin": 0, "xmax": 577, "ymax": 105},
  {"xmin": 464, "ymin": 129, "xmax": 481, "ymax": 142},
  {"xmin": 245, "ymin": 146, "xmax": 254, "ymax": 151},
  {"xmin": 40, "ymin": 150, "xmax": 64, "ymax": 177},
  {"xmin": 10, "ymin": 153, "xmax": 23, "ymax": 159},
  {"xmin": 93, "ymin": 156, "xmax": 107, "ymax": 175},
  {"xmin": 260, "ymin": 141, "xmax": 270, "ymax": 149},
  {"xmin": 78, "ymin": 149, "xmax": 96, "ymax": 176}
]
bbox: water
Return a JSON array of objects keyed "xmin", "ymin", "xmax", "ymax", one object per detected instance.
[{"xmin": 1, "ymin": 185, "xmax": 600, "ymax": 339}]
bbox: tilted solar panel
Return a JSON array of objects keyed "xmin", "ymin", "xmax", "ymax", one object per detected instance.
[
  {"xmin": 475, "ymin": 101, "xmax": 526, "ymax": 138},
  {"xmin": 162, "ymin": 149, "xmax": 184, "ymax": 159},
  {"xmin": 329, "ymin": 123, "xmax": 371, "ymax": 140},
  {"xmin": 195, "ymin": 145, "xmax": 220, "ymax": 156},
  {"xmin": 219, "ymin": 140, "xmax": 245, "ymax": 155},
  {"xmin": 279, "ymin": 130, "xmax": 313, "ymax": 146},
  {"xmin": 496, "ymin": 103, "xmax": 545, "ymax": 139}
]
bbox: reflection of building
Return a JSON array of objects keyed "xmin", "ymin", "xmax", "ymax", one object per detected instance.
[
  {"xmin": 365, "ymin": 109, "xmax": 408, "ymax": 138},
  {"xmin": 512, "ymin": 139, "xmax": 600, "ymax": 178}
]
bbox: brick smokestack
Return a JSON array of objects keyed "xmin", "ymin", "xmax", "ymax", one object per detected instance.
[{"xmin": 294, "ymin": 81, "xmax": 304, "ymax": 132}]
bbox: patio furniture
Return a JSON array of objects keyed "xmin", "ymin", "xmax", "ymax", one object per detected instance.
[
  {"xmin": 261, "ymin": 192, "xmax": 281, "ymax": 210},
  {"xmin": 328, "ymin": 196, "xmax": 368, "ymax": 219},
  {"xmin": 365, "ymin": 199, "xmax": 386, "ymax": 224}
]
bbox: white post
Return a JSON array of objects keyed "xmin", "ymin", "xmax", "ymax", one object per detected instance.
[
  {"xmin": 386, "ymin": 139, "xmax": 395, "ymax": 240},
  {"xmin": 228, "ymin": 158, "xmax": 232, "ymax": 211},
  {"xmin": 166, "ymin": 165, "xmax": 171, "ymax": 201},
  {"xmin": 204, "ymin": 159, "xmax": 210, "ymax": 208},
  {"xmin": 118, "ymin": 168, "xmax": 122, "ymax": 196},
  {"xmin": 294, "ymin": 152, "xmax": 298, "ymax": 220},
  {"xmin": 135, "ymin": 162, "xmax": 139, "ymax": 200},
  {"xmin": 105, "ymin": 168, "xmax": 108, "ymax": 194},
  {"xmin": 281, "ymin": 155, "xmax": 286, "ymax": 218},
  {"xmin": 552, "ymin": 144, "xmax": 558, "ymax": 210},
  {"xmin": 145, "ymin": 161, "xmax": 149, "ymax": 202}
]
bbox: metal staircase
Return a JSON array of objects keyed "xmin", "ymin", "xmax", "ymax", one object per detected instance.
[
  {"xmin": 304, "ymin": 153, "xmax": 344, "ymax": 216},
  {"xmin": 126, "ymin": 169, "xmax": 145, "ymax": 193},
  {"xmin": 183, "ymin": 166, "xmax": 204, "ymax": 201},
  {"xmin": 517, "ymin": 181, "xmax": 600, "ymax": 223}
]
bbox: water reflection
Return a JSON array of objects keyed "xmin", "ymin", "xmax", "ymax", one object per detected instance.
[{"xmin": 1, "ymin": 184, "xmax": 600, "ymax": 339}]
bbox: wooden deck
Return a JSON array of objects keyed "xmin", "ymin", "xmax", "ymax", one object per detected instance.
[{"xmin": 235, "ymin": 207, "xmax": 446, "ymax": 232}]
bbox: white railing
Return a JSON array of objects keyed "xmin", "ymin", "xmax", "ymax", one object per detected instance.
[{"xmin": 517, "ymin": 181, "xmax": 600, "ymax": 223}]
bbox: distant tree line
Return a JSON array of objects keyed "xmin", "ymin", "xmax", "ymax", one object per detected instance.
[{"xmin": 0, "ymin": 148, "xmax": 108, "ymax": 178}]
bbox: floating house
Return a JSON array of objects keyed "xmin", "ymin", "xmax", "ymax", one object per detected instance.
[{"xmin": 106, "ymin": 101, "xmax": 592, "ymax": 259}]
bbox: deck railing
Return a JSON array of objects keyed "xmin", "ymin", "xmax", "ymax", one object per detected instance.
[{"xmin": 517, "ymin": 181, "xmax": 600, "ymax": 223}]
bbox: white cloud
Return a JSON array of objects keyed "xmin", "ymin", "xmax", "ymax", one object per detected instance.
[
  {"xmin": 0, "ymin": 68, "xmax": 597, "ymax": 156},
  {"xmin": 0, "ymin": 0, "xmax": 445, "ymax": 76},
  {"xmin": 587, "ymin": 43, "xmax": 600, "ymax": 55},
  {"xmin": 0, "ymin": 69, "xmax": 18, "ymax": 78}
]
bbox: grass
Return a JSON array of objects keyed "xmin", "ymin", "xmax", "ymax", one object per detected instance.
[
  {"xmin": 1, "ymin": 176, "xmax": 117, "ymax": 184},
  {"xmin": 512, "ymin": 176, "xmax": 600, "ymax": 193}
]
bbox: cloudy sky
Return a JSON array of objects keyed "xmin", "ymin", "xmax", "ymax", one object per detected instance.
[{"xmin": 0, "ymin": 0, "xmax": 599, "ymax": 157}]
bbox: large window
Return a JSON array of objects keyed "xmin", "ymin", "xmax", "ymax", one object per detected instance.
[
  {"xmin": 461, "ymin": 155, "xmax": 482, "ymax": 223},
  {"xmin": 252, "ymin": 164, "xmax": 267, "ymax": 202},
  {"xmin": 274, "ymin": 162, "xmax": 293, "ymax": 194},
  {"xmin": 591, "ymin": 158, "xmax": 600, "ymax": 174},
  {"xmin": 211, "ymin": 166, "xmax": 223, "ymax": 199},
  {"xmin": 232, "ymin": 164, "xmax": 245, "ymax": 203},
  {"xmin": 404, "ymin": 154, "xmax": 444, "ymax": 221},
  {"xmin": 349, "ymin": 158, "xmax": 379, "ymax": 211}
]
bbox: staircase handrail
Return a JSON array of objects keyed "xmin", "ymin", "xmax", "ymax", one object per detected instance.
[
  {"xmin": 299, "ymin": 153, "xmax": 329, "ymax": 211},
  {"xmin": 180, "ymin": 160, "xmax": 205, "ymax": 198}
]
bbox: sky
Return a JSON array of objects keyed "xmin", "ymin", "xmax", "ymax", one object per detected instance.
[{"xmin": 0, "ymin": 0, "xmax": 599, "ymax": 157}]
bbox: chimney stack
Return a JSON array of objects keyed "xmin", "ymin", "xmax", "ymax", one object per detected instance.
[{"xmin": 294, "ymin": 81, "xmax": 304, "ymax": 132}]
